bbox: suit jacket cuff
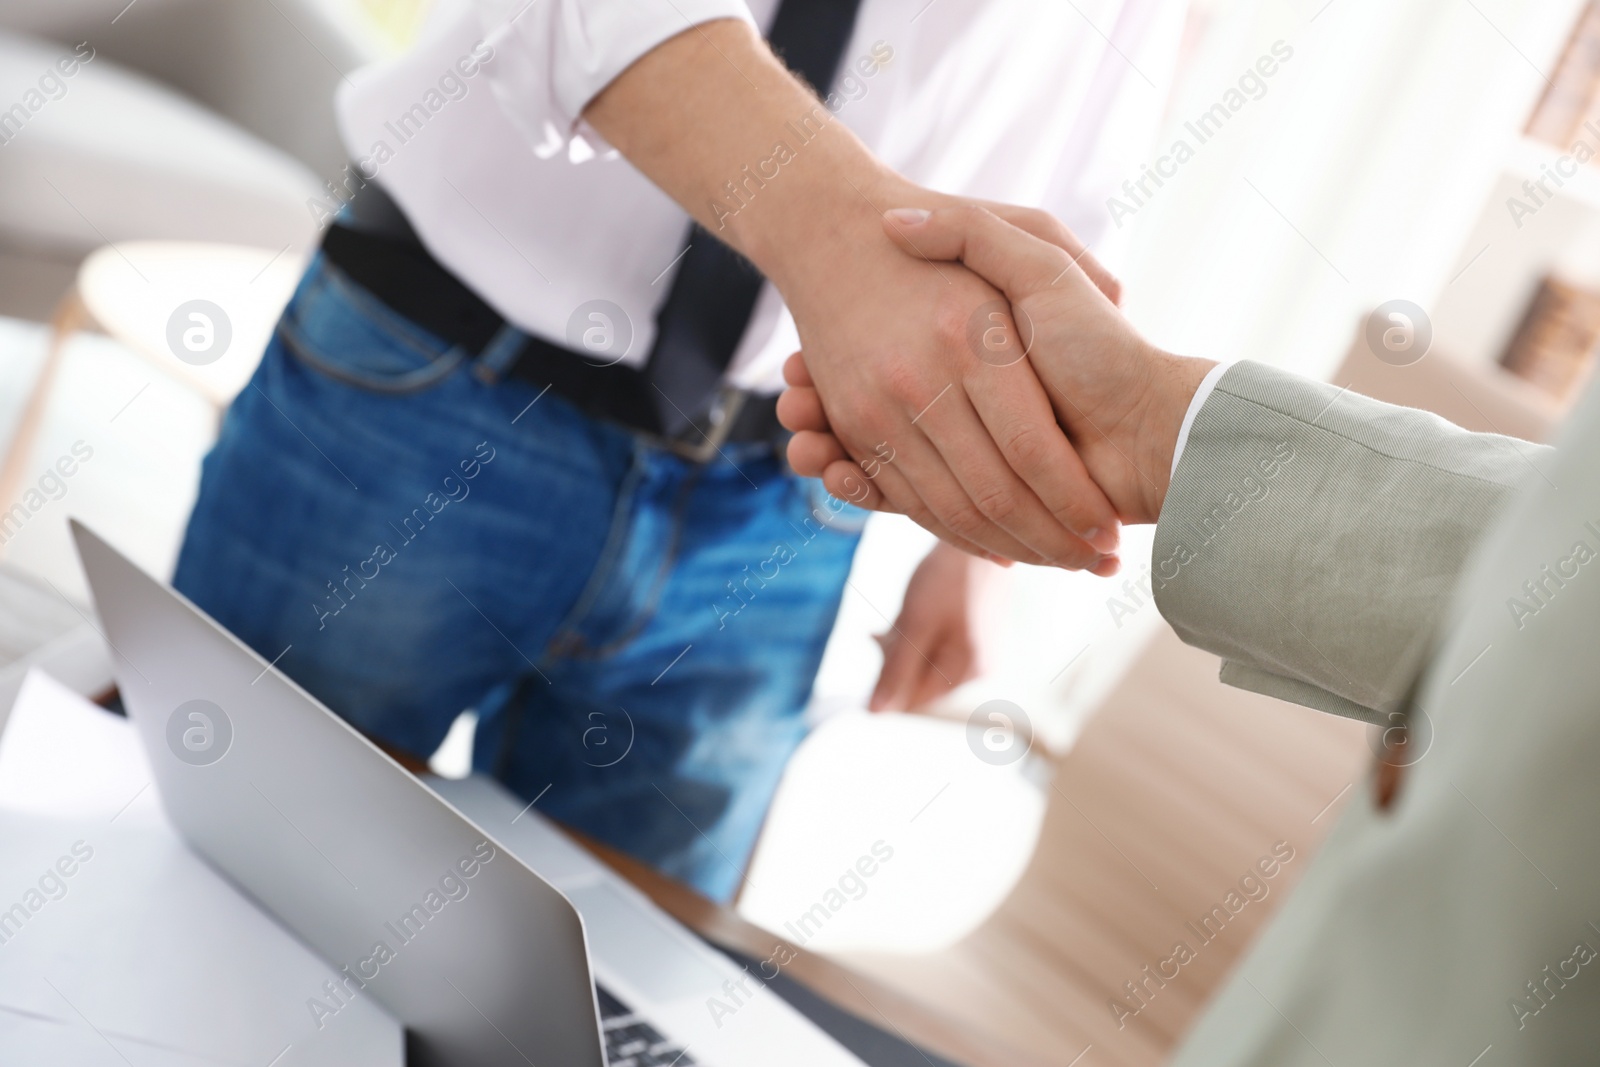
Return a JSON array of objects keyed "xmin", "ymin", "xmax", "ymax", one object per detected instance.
[{"xmin": 1149, "ymin": 360, "xmax": 1536, "ymax": 721}]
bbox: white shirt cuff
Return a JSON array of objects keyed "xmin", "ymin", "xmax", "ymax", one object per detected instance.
[{"xmin": 1171, "ymin": 361, "xmax": 1233, "ymax": 477}]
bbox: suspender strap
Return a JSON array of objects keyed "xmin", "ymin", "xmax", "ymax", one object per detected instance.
[{"xmin": 646, "ymin": 0, "xmax": 868, "ymax": 436}]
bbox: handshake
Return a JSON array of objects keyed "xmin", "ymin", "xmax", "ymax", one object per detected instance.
[
  {"xmin": 584, "ymin": 19, "xmax": 1212, "ymax": 575},
  {"xmin": 773, "ymin": 200, "xmax": 1218, "ymax": 572}
]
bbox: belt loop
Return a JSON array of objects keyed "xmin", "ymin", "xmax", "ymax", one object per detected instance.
[{"xmin": 473, "ymin": 322, "xmax": 528, "ymax": 385}]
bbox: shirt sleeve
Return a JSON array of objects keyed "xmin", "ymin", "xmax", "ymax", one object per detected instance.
[
  {"xmin": 473, "ymin": 0, "xmax": 755, "ymax": 137},
  {"xmin": 1170, "ymin": 360, "xmax": 1232, "ymax": 476}
]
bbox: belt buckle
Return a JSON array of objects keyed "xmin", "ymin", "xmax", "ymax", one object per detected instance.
[{"xmin": 659, "ymin": 387, "xmax": 747, "ymax": 463}]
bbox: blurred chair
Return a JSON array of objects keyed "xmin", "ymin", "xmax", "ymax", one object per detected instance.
[
  {"xmin": 0, "ymin": 241, "xmax": 306, "ymax": 545},
  {"xmin": 0, "ymin": 29, "xmax": 331, "ymax": 262},
  {"xmin": 0, "ymin": 0, "xmax": 384, "ymax": 263},
  {"xmin": 0, "ymin": 30, "xmax": 324, "ymax": 261},
  {"xmin": 0, "ymin": 0, "xmax": 381, "ymax": 560},
  {"xmin": 0, "ymin": 0, "xmax": 380, "ymax": 182}
]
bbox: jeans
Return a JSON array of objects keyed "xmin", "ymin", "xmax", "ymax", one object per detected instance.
[{"xmin": 173, "ymin": 254, "xmax": 865, "ymax": 901}]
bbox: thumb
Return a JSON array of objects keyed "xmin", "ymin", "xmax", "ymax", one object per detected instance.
[
  {"xmin": 981, "ymin": 202, "xmax": 1123, "ymax": 307},
  {"xmin": 881, "ymin": 205, "xmax": 1079, "ymax": 306}
]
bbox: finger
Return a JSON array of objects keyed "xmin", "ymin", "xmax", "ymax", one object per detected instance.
[
  {"xmin": 821, "ymin": 458, "xmax": 1015, "ymax": 565},
  {"xmin": 806, "ymin": 421, "xmax": 1031, "ymax": 564},
  {"xmin": 961, "ymin": 362, "xmax": 1122, "ymax": 558},
  {"xmin": 776, "ymin": 385, "xmax": 829, "ymax": 433},
  {"xmin": 782, "ymin": 350, "xmax": 815, "ymax": 387},
  {"xmin": 797, "ymin": 437, "xmax": 912, "ymax": 517},
  {"xmin": 914, "ymin": 384, "xmax": 1113, "ymax": 566},
  {"xmin": 874, "ymin": 430, "xmax": 1056, "ymax": 566},
  {"xmin": 819, "ymin": 457, "xmax": 885, "ymax": 508},
  {"xmin": 869, "ymin": 631, "xmax": 922, "ymax": 711},
  {"xmin": 883, "ymin": 209, "xmax": 1124, "ymax": 555},
  {"xmin": 787, "ymin": 429, "xmax": 849, "ymax": 478},
  {"xmin": 883, "ymin": 205, "xmax": 1092, "ymax": 309},
  {"xmin": 980, "ymin": 202, "xmax": 1123, "ymax": 306}
]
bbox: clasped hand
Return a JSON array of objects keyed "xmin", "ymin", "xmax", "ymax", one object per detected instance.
[
  {"xmin": 778, "ymin": 204, "xmax": 1216, "ymax": 556},
  {"xmin": 768, "ymin": 183, "xmax": 1131, "ymax": 575}
]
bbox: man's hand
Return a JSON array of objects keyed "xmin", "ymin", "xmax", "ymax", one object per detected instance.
[
  {"xmin": 774, "ymin": 186, "xmax": 1123, "ymax": 569},
  {"xmin": 870, "ymin": 542, "xmax": 992, "ymax": 712},
  {"xmin": 585, "ymin": 20, "xmax": 1122, "ymax": 570},
  {"xmin": 783, "ymin": 206, "xmax": 1216, "ymax": 531}
]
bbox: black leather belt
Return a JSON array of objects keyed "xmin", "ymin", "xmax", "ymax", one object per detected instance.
[{"xmin": 319, "ymin": 183, "xmax": 787, "ymax": 463}]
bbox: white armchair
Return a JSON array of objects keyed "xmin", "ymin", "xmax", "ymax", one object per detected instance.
[
  {"xmin": 0, "ymin": 0, "xmax": 384, "ymax": 258},
  {"xmin": 0, "ymin": 1, "xmax": 385, "ymax": 581}
]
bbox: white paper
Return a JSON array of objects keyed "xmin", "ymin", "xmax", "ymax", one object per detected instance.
[{"xmin": 0, "ymin": 669, "xmax": 403, "ymax": 1066}]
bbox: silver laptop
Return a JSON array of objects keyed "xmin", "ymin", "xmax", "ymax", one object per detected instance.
[{"xmin": 72, "ymin": 521, "xmax": 865, "ymax": 1067}]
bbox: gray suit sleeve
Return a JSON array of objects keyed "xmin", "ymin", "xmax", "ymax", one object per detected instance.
[{"xmin": 1150, "ymin": 360, "xmax": 1549, "ymax": 723}]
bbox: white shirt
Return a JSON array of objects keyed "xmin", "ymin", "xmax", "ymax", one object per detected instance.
[
  {"xmin": 1173, "ymin": 359, "xmax": 1232, "ymax": 475},
  {"xmin": 335, "ymin": 0, "xmax": 1186, "ymax": 393}
]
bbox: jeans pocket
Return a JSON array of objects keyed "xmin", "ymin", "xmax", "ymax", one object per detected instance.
[{"xmin": 276, "ymin": 256, "xmax": 467, "ymax": 395}]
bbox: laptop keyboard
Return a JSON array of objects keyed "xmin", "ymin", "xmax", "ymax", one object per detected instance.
[{"xmin": 597, "ymin": 983, "xmax": 696, "ymax": 1067}]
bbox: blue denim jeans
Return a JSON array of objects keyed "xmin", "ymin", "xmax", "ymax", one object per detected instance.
[{"xmin": 173, "ymin": 254, "xmax": 865, "ymax": 901}]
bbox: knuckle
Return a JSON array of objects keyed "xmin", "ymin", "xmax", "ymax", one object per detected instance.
[
  {"xmin": 941, "ymin": 503, "xmax": 988, "ymax": 542},
  {"xmin": 835, "ymin": 408, "xmax": 881, "ymax": 448},
  {"xmin": 879, "ymin": 358, "xmax": 925, "ymax": 408},
  {"xmin": 1043, "ymin": 215, "xmax": 1074, "ymax": 248},
  {"xmin": 1053, "ymin": 507, "xmax": 1094, "ymax": 538},
  {"xmin": 947, "ymin": 202, "xmax": 985, "ymax": 225},
  {"xmin": 1044, "ymin": 490, "xmax": 1099, "ymax": 536},
  {"xmin": 998, "ymin": 421, "xmax": 1053, "ymax": 473},
  {"xmin": 905, "ymin": 504, "xmax": 939, "ymax": 531},
  {"xmin": 972, "ymin": 484, "xmax": 1020, "ymax": 524},
  {"xmin": 1015, "ymin": 204, "xmax": 1060, "ymax": 239},
  {"xmin": 955, "ymin": 202, "xmax": 991, "ymax": 227},
  {"xmin": 930, "ymin": 297, "xmax": 971, "ymax": 357}
]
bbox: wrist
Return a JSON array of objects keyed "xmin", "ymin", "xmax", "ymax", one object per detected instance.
[
  {"xmin": 731, "ymin": 148, "xmax": 915, "ymax": 297},
  {"xmin": 1119, "ymin": 353, "xmax": 1216, "ymax": 524}
]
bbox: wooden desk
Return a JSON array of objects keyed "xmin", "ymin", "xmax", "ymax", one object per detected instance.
[{"xmin": 571, "ymin": 830, "xmax": 1057, "ymax": 1067}]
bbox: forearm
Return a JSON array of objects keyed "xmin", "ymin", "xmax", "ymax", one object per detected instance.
[
  {"xmin": 1099, "ymin": 349, "xmax": 1217, "ymax": 525},
  {"xmin": 587, "ymin": 25, "xmax": 1124, "ymax": 568},
  {"xmin": 1151, "ymin": 361, "xmax": 1540, "ymax": 719},
  {"xmin": 584, "ymin": 19, "xmax": 902, "ymax": 291}
]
